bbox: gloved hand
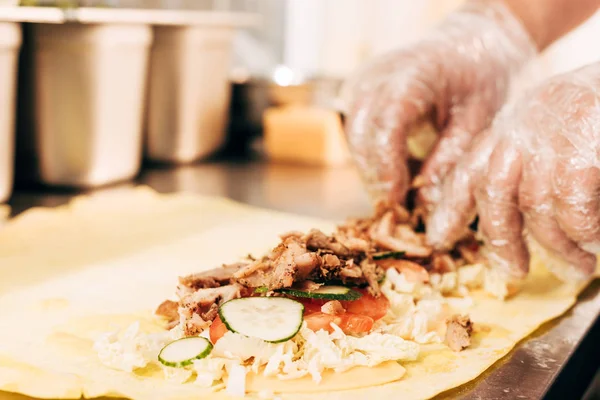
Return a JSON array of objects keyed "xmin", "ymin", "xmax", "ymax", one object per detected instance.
[
  {"xmin": 341, "ymin": 0, "xmax": 536, "ymax": 208},
  {"xmin": 428, "ymin": 62, "xmax": 600, "ymax": 282}
]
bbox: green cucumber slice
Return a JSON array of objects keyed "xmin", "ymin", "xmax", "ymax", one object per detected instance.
[
  {"xmin": 280, "ymin": 285, "xmax": 362, "ymax": 301},
  {"xmin": 158, "ymin": 337, "xmax": 213, "ymax": 368},
  {"xmin": 372, "ymin": 251, "xmax": 406, "ymax": 260},
  {"xmin": 218, "ymin": 297, "xmax": 303, "ymax": 343}
]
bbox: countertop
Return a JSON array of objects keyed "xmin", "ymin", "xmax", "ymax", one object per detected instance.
[{"xmin": 7, "ymin": 156, "xmax": 600, "ymax": 400}]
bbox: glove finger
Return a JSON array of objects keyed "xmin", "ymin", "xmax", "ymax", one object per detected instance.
[
  {"xmin": 426, "ymin": 129, "xmax": 498, "ymax": 249},
  {"xmin": 418, "ymin": 99, "xmax": 494, "ymax": 209},
  {"xmin": 475, "ymin": 138, "xmax": 529, "ymax": 278},
  {"xmin": 339, "ymin": 50, "xmax": 425, "ymax": 115},
  {"xmin": 552, "ymin": 162, "xmax": 600, "ymax": 271},
  {"xmin": 519, "ymin": 157, "xmax": 597, "ymax": 281},
  {"xmin": 345, "ymin": 75, "xmax": 430, "ymax": 204}
]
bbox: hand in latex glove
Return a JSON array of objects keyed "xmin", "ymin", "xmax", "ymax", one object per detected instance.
[
  {"xmin": 341, "ymin": 0, "xmax": 535, "ymax": 208},
  {"xmin": 428, "ymin": 62, "xmax": 600, "ymax": 282}
]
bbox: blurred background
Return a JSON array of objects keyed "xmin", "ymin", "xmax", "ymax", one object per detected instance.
[{"xmin": 0, "ymin": 0, "xmax": 599, "ymax": 217}]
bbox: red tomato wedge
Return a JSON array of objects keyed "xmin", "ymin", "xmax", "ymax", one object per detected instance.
[
  {"xmin": 375, "ymin": 259, "xmax": 429, "ymax": 283},
  {"xmin": 304, "ymin": 312, "xmax": 374, "ymax": 335},
  {"xmin": 299, "ymin": 298, "xmax": 328, "ymax": 315},
  {"xmin": 296, "ymin": 288, "xmax": 389, "ymax": 335},
  {"xmin": 340, "ymin": 289, "xmax": 389, "ymax": 321},
  {"xmin": 209, "ymin": 315, "xmax": 229, "ymax": 344}
]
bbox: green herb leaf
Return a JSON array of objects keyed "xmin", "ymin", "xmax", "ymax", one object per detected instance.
[{"xmin": 372, "ymin": 251, "xmax": 406, "ymax": 260}]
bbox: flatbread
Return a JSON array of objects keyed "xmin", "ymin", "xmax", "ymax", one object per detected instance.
[
  {"xmin": 0, "ymin": 204, "xmax": 9, "ymax": 226},
  {"xmin": 0, "ymin": 187, "xmax": 596, "ymax": 400}
]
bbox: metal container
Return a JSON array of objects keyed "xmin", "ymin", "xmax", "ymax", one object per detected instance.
[
  {"xmin": 31, "ymin": 23, "xmax": 152, "ymax": 187},
  {"xmin": 145, "ymin": 25, "xmax": 234, "ymax": 163},
  {"xmin": 223, "ymin": 72, "xmax": 343, "ymax": 154},
  {"xmin": 0, "ymin": 22, "xmax": 21, "ymax": 203}
]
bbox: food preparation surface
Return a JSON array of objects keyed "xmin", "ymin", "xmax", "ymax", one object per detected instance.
[{"xmin": 8, "ymin": 157, "xmax": 600, "ymax": 400}]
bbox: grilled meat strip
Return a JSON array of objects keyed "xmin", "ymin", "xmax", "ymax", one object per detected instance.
[
  {"xmin": 445, "ymin": 314, "xmax": 473, "ymax": 352},
  {"xmin": 179, "ymin": 284, "xmax": 245, "ymax": 336},
  {"xmin": 159, "ymin": 200, "xmax": 484, "ymax": 337},
  {"xmin": 155, "ymin": 299, "xmax": 179, "ymax": 325},
  {"xmin": 179, "ymin": 263, "xmax": 246, "ymax": 290},
  {"xmin": 234, "ymin": 237, "xmax": 322, "ymax": 290}
]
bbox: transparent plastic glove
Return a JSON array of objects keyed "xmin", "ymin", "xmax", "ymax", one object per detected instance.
[
  {"xmin": 428, "ymin": 62, "xmax": 600, "ymax": 282},
  {"xmin": 341, "ymin": 0, "xmax": 536, "ymax": 208}
]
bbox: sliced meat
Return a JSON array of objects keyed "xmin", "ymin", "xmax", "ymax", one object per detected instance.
[
  {"xmin": 371, "ymin": 211, "xmax": 395, "ymax": 237},
  {"xmin": 339, "ymin": 260, "xmax": 363, "ymax": 280},
  {"xmin": 234, "ymin": 269, "xmax": 271, "ymax": 288},
  {"xmin": 179, "ymin": 284, "xmax": 244, "ymax": 336},
  {"xmin": 184, "ymin": 313, "xmax": 208, "ymax": 337},
  {"xmin": 235, "ymin": 237, "xmax": 318, "ymax": 291},
  {"xmin": 202, "ymin": 303, "xmax": 219, "ymax": 323},
  {"xmin": 321, "ymin": 300, "xmax": 345, "ymax": 315},
  {"xmin": 394, "ymin": 224, "xmax": 425, "ymax": 244},
  {"xmin": 337, "ymin": 218, "xmax": 371, "ymax": 241},
  {"xmin": 233, "ymin": 258, "xmax": 271, "ymax": 280},
  {"xmin": 322, "ymin": 254, "xmax": 341, "ymax": 268},
  {"xmin": 179, "ymin": 263, "xmax": 246, "ymax": 290},
  {"xmin": 311, "ymin": 256, "xmax": 344, "ymax": 282},
  {"xmin": 333, "ymin": 234, "xmax": 371, "ymax": 253},
  {"xmin": 360, "ymin": 259, "xmax": 384, "ymax": 296},
  {"xmin": 372, "ymin": 199, "xmax": 411, "ymax": 223},
  {"xmin": 390, "ymin": 203, "xmax": 411, "ymax": 224},
  {"xmin": 372, "ymin": 232, "xmax": 432, "ymax": 258},
  {"xmin": 180, "ymin": 284, "xmax": 243, "ymax": 312},
  {"xmin": 176, "ymin": 284, "xmax": 193, "ymax": 299},
  {"xmin": 370, "ymin": 215, "xmax": 432, "ymax": 257},
  {"xmin": 269, "ymin": 239, "xmax": 308, "ymax": 288},
  {"xmin": 167, "ymin": 198, "xmax": 485, "ymax": 330},
  {"xmin": 445, "ymin": 314, "xmax": 473, "ymax": 352},
  {"xmin": 294, "ymin": 252, "xmax": 322, "ymax": 280},
  {"xmin": 375, "ymin": 259, "xmax": 429, "ymax": 283},
  {"xmin": 296, "ymin": 280, "xmax": 323, "ymax": 291},
  {"xmin": 155, "ymin": 300, "xmax": 179, "ymax": 323},
  {"xmin": 431, "ymin": 253, "xmax": 457, "ymax": 273},
  {"xmin": 370, "ymin": 220, "xmax": 432, "ymax": 257},
  {"xmin": 304, "ymin": 229, "xmax": 350, "ymax": 257}
]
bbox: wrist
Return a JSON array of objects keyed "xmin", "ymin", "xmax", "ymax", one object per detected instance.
[
  {"xmin": 500, "ymin": 0, "xmax": 600, "ymax": 51},
  {"xmin": 438, "ymin": 0, "xmax": 537, "ymax": 76}
]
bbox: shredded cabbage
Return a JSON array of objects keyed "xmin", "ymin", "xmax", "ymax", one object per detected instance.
[
  {"xmin": 226, "ymin": 363, "xmax": 247, "ymax": 397},
  {"xmin": 94, "ymin": 263, "xmax": 486, "ymax": 395},
  {"xmin": 93, "ymin": 322, "xmax": 182, "ymax": 372}
]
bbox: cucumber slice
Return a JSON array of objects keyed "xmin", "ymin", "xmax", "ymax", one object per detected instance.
[
  {"xmin": 158, "ymin": 337, "xmax": 213, "ymax": 368},
  {"xmin": 372, "ymin": 251, "xmax": 406, "ymax": 260},
  {"xmin": 280, "ymin": 285, "xmax": 362, "ymax": 301},
  {"xmin": 219, "ymin": 297, "xmax": 303, "ymax": 343}
]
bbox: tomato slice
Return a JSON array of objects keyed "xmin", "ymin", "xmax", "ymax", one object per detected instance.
[
  {"xmin": 209, "ymin": 315, "xmax": 229, "ymax": 344},
  {"xmin": 304, "ymin": 311, "xmax": 374, "ymax": 335},
  {"xmin": 294, "ymin": 290, "xmax": 389, "ymax": 322},
  {"xmin": 298, "ymin": 298, "xmax": 328, "ymax": 314},
  {"xmin": 304, "ymin": 312, "xmax": 341, "ymax": 333},
  {"xmin": 375, "ymin": 259, "xmax": 429, "ymax": 283},
  {"xmin": 288, "ymin": 288, "xmax": 389, "ymax": 336},
  {"xmin": 339, "ymin": 313, "xmax": 374, "ymax": 334},
  {"xmin": 341, "ymin": 289, "xmax": 389, "ymax": 321}
]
